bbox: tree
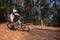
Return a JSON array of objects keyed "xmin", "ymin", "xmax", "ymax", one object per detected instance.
[
  {"xmin": 23, "ymin": 0, "xmax": 34, "ymax": 23},
  {"xmin": 36, "ymin": 0, "xmax": 49, "ymax": 25}
]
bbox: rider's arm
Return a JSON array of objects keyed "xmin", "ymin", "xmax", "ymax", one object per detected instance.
[{"xmin": 14, "ymin": 13, "xmax": 20, "ymax": 16}]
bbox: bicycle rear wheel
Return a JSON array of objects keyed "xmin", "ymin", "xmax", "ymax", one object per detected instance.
[{"xmin": 7, "ymin": 22, "xmax": 15, "ymax": 30}]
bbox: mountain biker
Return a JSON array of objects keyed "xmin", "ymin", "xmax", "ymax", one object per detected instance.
[
  {"xmin": 8, "ymin": 9, "xmax": 21, "ymax": 29},
  {"xmin": 8, "ymin": 9, "xmax": 20, "ymax": 23}
]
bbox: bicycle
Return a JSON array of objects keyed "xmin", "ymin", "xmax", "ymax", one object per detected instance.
[{"xmin": 7, "ymin": 16, "xmax": 30, "ymax": 32}]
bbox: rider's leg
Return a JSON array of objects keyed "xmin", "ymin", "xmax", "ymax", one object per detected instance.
[
  {"xmin": 13, "ymin": 22, "xmax": 19, "ymax": 29},
  {"xmin": 13, "ymin": 19, "xmax": 22, "ymax": 29},
  {"xmin": 18, "ymin": 20, "xmax": 22, "ymax": 25}
]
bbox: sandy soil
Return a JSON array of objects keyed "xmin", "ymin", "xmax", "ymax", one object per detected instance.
[{"xmin": 0, "ymin": 23, "xmax": 60, "ymax": 40}]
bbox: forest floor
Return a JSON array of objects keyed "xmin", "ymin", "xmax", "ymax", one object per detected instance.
[{"xmin": 0, "ymin": 23, "xmax": 60, "ymax": 40}]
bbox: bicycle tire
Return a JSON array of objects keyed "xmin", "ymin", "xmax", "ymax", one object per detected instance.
[
  {"xmin": 7, "ymin": 22, "xmax": 15, "ymax": 30},
  {"xmin": 21, "ymin": 24, "xmax": 30, "ymax": 32}
]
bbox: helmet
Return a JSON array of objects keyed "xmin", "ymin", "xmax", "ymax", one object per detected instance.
[{"xmin": 13, "ymin": 9, "xmax": 18, "ymax": 13}]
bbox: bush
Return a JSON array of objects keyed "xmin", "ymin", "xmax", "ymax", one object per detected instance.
[{"xmin": 43, "ymin": 18, "xmax": 55, "ymax": 26}]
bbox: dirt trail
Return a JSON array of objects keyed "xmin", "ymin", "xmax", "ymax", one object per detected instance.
[{"xmin": 0, "ymin": 23, "xmax": 60, "ymax": 40}]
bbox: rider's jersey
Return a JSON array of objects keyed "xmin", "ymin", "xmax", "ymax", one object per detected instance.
[{"xmin": 8, "ymin": 13, "xmax": 20, "ymax": 22}]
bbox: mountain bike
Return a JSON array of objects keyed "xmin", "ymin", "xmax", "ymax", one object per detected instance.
[{"xmin": 7, "ymin": 16, "xmax": 30, "ymax": 32}]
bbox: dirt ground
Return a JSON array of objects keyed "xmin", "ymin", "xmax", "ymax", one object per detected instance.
[{"xmin": 0, "ymin": 23, "xmax": 60, "ymax": 40}]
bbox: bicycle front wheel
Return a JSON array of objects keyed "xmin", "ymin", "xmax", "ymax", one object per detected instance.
[{"xmin": 21, "ymin": 24, "xmax": 30, "ymax": 32}]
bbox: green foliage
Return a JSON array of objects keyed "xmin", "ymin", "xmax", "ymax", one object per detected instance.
[
  {"xmin": 43, "ymin": 18, "xmax": 55, "ymax": 26},
  {"xmin": 43, "ymin": 18, "xmax": 49, "ymax": 26},
  {"xmin": 15, "ymin": 0, "xmax": 22, "ymax": 6},
  {"xmin": 0, "ymin": 0, "xmax": 60, "ymax": 27}
]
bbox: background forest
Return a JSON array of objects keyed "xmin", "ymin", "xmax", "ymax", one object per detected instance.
[{"xmin": 0, "ymin": 0, "xmax": 60, "ymax": 27}]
